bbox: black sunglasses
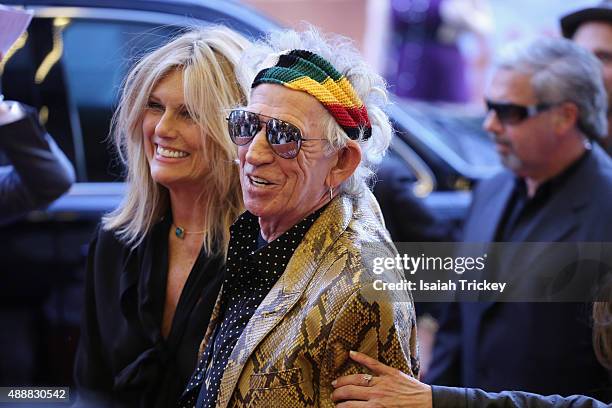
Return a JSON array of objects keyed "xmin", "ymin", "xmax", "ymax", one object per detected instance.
[
  {"xmin": 485, "ymin": 99, "xmax": 553, "ymax": 125},
  {"xmin": 226, "ymin": 109, "xmax": 326, "ymax": 159}
]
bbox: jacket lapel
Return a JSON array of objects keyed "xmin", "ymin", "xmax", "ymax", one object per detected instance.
[
  {"xmin": 456, "ymin": 174, "xmax": 513, "ymax": 303},
  {"xmin": 513, "ymin": 188, "xmax": 583, "ymax": 243},
  {"xmin": 215, "ymin": 194, "xmax": 355, "ymax": 408},
  {"xmin": 466, "ymin": 172, "xmax": 515, "ymax": 243},
  {"xmin": 198, "ymin": 287, "xmax": 224, "ymax": 356}
]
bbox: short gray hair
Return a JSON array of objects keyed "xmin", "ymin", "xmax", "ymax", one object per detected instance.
[
  {"xmin": 494, "ymin": 37, "xmax": 608, "ymax": 140},
  {"xmin": 238, "ymin": 27, "xmax": 392, "ymax": 196}
]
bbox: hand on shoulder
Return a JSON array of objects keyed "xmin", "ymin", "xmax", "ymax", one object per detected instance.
[{"xmin": 331, "ymin": 351, "xmax": 433, "ymax": 408}]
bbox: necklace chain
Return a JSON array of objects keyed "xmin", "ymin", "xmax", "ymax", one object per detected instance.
[{"xmin": 172, "ymin": 223, "xmax": 206, "ymax": 239}]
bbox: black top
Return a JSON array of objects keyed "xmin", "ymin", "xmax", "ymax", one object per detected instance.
[
  {"xmin": 495, "ymin": 150, "xmax": 590, "ymax": 242},
  {"xmin": 74, "ymin": 216, "xmax": 224, "ymax": 408},
  {"xmin": 180, "ymin": 207, "xmax": 325, "ymax": 408}
]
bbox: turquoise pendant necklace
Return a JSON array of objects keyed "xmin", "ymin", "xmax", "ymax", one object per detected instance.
[{"xmin": 172, "ymin": 224, "xmax": 206, "ymax": 239}]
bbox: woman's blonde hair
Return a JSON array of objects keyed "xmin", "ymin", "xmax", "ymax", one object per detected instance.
[{"xmin": 103, "ymin": 26, "xmax": 250, "ymax": 255}]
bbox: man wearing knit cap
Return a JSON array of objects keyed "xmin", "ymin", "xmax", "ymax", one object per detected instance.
[
  {"xmin": 561, "ymin": 0, "xmax": 612, "ymax": 154},
  {"xmin": 179, "ymin": 27, "xmax": 418, "ymax": 408}
]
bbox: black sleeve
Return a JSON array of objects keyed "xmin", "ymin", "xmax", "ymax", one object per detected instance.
[
  {"xmin": 0, "ymin": 103, "xmax": 75, "ymax": 224},
  {"xmin": 432, "ymin": 385, "xmax": 610, "ymax": 408},
  {"xmin": 73, "ymin": 227, "xmax": 114, "ymax": 407}
]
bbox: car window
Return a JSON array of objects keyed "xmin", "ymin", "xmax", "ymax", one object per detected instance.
[
  {"xmin": 2, "ymin": 17, "xmax": 182, "ymax": 182},
  {"xmin": 397, "ymin": 99, "xmax": 500, "ymax": 170}
]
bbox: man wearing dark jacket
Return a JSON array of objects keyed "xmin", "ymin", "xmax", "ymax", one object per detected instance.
[{"xmin": 426, "ymin": 37, "xmax": 612, "ymax": 402}]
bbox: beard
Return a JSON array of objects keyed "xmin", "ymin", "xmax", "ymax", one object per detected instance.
[{"xmin": 499, "ymin": 150, "xmax": 523, "ymax": 174}]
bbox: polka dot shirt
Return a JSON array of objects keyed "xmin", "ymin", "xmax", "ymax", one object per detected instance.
[{"xmin": 179, "ymin": 207, "xmax": 327, "ymax": 408}]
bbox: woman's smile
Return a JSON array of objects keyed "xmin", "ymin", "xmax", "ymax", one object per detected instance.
[{"xmin": 154, "ymin": 143, "xmax": 190, "ymax": 161}]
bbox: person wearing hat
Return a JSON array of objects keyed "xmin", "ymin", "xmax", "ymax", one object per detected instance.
[
  {"xmin": 561, "ymin": 0, "xmax": 612, "ymax": 155},
  {"xmin": 178, "ymin": 27, "xmax": 419, "ymax": 408}
]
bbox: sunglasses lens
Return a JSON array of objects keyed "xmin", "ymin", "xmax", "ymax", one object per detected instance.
[
  {"xmin": 267, "ymin": 118, "xmax": 302, "ymax": 159},
  {"xmin": 228, "ymin": 110, "xmax": 260, "ymax": 145},
  {"xmin": 487, "ymin": 102, "xmax": 528, "ymax": 125}
]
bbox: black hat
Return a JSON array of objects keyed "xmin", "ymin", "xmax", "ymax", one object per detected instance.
[{"xmin": 560, "ymin": 0, "xmax": 612, "ymax": 38}]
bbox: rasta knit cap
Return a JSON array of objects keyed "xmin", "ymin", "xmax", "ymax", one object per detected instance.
[{"xmin": 251, "ymin": 49, "xmax": 372, "ymax": 141}]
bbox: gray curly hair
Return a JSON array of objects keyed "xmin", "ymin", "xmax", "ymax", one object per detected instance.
[{"xmin": 238, "ymin": 27, "xmax": 392, "ymax": 196}]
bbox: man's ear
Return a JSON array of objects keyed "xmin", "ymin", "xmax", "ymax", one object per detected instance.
[
  {"xmin": 328, "ymin": 140, "xmax": 362, "ymax": 188},
  {"xmin": 554, "ymin": 102, "xmax": 579, "ymax": 135}
]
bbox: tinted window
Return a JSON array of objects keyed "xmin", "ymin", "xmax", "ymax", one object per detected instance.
[{"xmin": 2, "ymin": 17, "xmax": 181, "ymax": 182}]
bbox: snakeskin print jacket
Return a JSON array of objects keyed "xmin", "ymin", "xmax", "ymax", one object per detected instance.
[{"xmin": 197, "ymin": 190, "xmax": 419, "ymax": 407}]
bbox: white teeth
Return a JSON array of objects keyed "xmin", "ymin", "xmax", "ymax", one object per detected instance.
[
  {"xmin": 156, "ymin": 145, "xmax": 189, "ymax": 158},
  {"xmin": 250, "ymin": 176, "xmax": 271, "ymax": 185}
]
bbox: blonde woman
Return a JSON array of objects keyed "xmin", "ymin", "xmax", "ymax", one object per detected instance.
[{"xmin": 74, "ymin": 27, "xmax": 248, "ymax": 407}]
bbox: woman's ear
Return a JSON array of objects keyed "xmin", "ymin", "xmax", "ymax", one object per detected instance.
[{"xmin": 327, "ymin": 140, "xmax": 362, "ymax": 189}]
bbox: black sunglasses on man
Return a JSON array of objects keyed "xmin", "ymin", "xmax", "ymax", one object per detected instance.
[{"xmin": 485, "ymin": 99, "xmax": 554, "ymax": 125}]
